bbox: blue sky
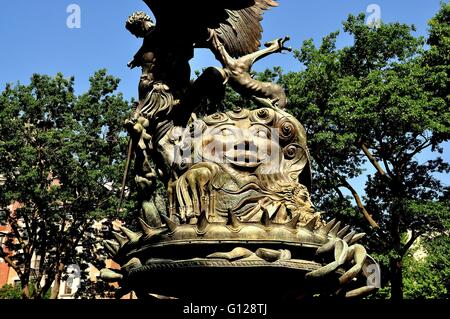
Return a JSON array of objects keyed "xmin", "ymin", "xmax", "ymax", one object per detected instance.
[
  {"xmin": 0, "ymin": 0, "xmax": 444, "ymax": 97},
  {"xmin": 0, "ymin": 0, "xmax": 448, "ymax": 193}
]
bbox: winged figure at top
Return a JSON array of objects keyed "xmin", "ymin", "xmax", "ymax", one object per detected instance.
[
  {"xmin": 125, "ymin": 0, "xmax": 291, "ymax": 127},
  {"xmin": 122, "ymin": 0, "xmax": 292, "ymax": 193}
]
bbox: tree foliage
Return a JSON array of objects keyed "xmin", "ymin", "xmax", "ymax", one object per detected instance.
[
  {"xmin": 0, "ymin": 284, "xmax": 22, "ymax": 300},
  {"xmin": 275, "ymin": 4, "xmax": 450, "ymax": 299},
  {"xmin": 0, "ymin": 70, "xmax": 131, "ymax": 298}
]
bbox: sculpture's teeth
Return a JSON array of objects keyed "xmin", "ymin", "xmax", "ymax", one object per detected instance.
[
  {"xmin": 162, "ymin": 215, "xmax": 177, "ymax": 233},
  {"xmin": 329, "ymin": 221, "xmax": 342, "ymax": 237},
  {"xmin": 138, "ymin": 218, "xmax": 166, "ymax": 239},
  {"xmin": 343, "ymin": 230, "xmax": 356, "ymax": 243},
  {"xmin": 120, "ymin": 226, "xmax": 141, "ymax": 242},
  {"xmin": 197, "ymin": 211, "xmax": 209, "ymax": 232},
  {"xmin": 349, "ymin": 233, "xmax": 366, "ymax": 245},
  {"xmin": 337, "ymin": 225, "xmax": 350, "ymax": 238},
  {"xmin": 227, "ymin": 209, "xmax": 241, "ymax": 229},
  {"xmin": 304, "ymin": 215, "xmax": 319, "ymax": 231},
  {"xmin": 286, "ymin": 214, "xmax": 300, "ymax": 229},
  {"xmin": 321, "ymin": 218, "xmax": 337, "ymax": 234},
  {"xmin": 113, "ymin": 232, "xmax": 128, "ymax": 247},
  {"xmin": 261, "ymin": 208, "xmax": 271, "ymax": 227}
]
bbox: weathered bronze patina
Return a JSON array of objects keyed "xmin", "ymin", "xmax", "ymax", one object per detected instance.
[{"xmin": 101, "ymin": 0, "xmax": 380, "ymax": 299}]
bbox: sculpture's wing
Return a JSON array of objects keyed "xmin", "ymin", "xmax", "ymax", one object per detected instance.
[
  {"xmin": 142, "ymin": 0, "xmax": 278, "ymax": 57},
  {"xmin": 213, "ymin": 0, "xmax": 279, "ymax": 57}
]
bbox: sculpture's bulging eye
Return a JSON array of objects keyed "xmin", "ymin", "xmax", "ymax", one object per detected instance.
[
  {"xmin": 221, "ymin": 128, "xmax": 234, "ymax": 137},
  {"xmin": 256, "ymin": 129, "xmax": 269, "ymax": 138}
]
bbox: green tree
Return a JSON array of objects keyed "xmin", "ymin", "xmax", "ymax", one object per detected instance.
[
  {"xmin": 403, "ymin": 233, "xmax": 450, "ymax": 299},
  {"xmin": 0, "ymin": 284, "xmax": 22, "ymax": 299},
  {"xmin": 278, "ymin": 6, "xmax": 450, "ymax": 299},
  {"xmin": 423, "ymin": 1, "xmax": 450, "ymax": 107},
  {"xmin": 0, "ymin": 70, "xmax": 131, "ymax": 299}
]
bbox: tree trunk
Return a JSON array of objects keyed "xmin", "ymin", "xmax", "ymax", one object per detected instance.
[
  {"xmin": 21, "ymin": 284, "xmax": 30, "ymax": 299},
  {"xmin": 390, "ymin": 257, "xmax": 403, "ymax": 300},
  {"xmin": 390, "ymin": 191, "xmax": 404, "ymax": 300},
  {"xmin": 21, "ymin": 268, "xmax": 31, "ymax": 299},
  {"xmin": 50, "ymin": 263, "xmax": 65, "ymax": 299}
]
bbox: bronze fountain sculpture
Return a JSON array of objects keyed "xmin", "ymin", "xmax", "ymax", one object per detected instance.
[{"xmin": 100, "ymin": 0, "xmax": 380, "ymax": 299}]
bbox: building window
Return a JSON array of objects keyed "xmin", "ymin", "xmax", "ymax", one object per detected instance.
[{"xmin": 64, "ymin": 276, "xmax": 74, "ymax": 295}]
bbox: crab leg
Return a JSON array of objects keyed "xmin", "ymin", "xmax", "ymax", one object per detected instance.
[
  {"xmin": 306, "ymin": 239, "xmax": 348, "ymax": 279},
  {"xmin": 339, "ymin": 244, "xmax": 367, "ymax": 285},
  {"xmin": 345, "ymin": 286, "xmax": 377, "ymax": 298}
]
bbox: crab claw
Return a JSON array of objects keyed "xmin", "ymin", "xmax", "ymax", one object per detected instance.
[{"xmin": 306, "ymin": 239, "xmax": 348, "ymax": 279}]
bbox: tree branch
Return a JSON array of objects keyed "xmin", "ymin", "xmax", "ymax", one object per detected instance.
[
  {"xmin": 405, "ymin": 141, "xmax": 433, "ymax": 163},
  {"xmin": 315, "ymin": 157, "xmax": 380, "ymax": 228},
  {"xmin": 340, "ymin": 178, "xmax": 380, "ymax": 228},
  {"xmin": 7, "ymin": 213, "xmax": 25, "ymax": 247},
  {"xmin": 401, "ymin": 231, "xmax": 423, "ymax": 257},
  {"xmin": 359, "ymin": 141, "xmax": 388, "ymax": 178},
  {"xmin": 382, "ymin": 158, "xmax": 395, "ymax": 179},
  {"xmin": 0, "ymin": 245, "xmax": 24, "ymax": 278}
]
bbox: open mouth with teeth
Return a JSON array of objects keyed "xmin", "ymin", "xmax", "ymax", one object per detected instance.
[{"xmin": 224, "ymin": 150, "xmax": 267, "ymax": 168}]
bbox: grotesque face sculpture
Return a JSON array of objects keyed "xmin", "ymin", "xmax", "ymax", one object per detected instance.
[
  {"xmin": 198, "ymin": 108, "xmax": 310, "ymax": 180},
  {"xmin": 159, "ymin": 108, "xmax": 313, "ymax": 223},
  {"xmin": 199, "ymin": 111, "xmax": 280, "ymax": 171}
]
